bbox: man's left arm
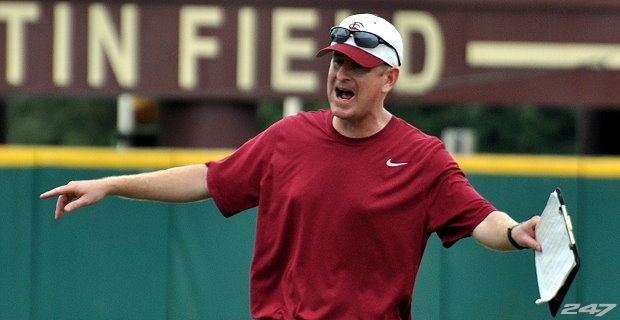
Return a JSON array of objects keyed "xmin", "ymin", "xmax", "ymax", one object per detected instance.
[{"xmin": 472, "ymin": 211, "xmax": 542, "ymax": 251}]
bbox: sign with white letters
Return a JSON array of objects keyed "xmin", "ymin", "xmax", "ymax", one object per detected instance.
[{"xmin": 2, "ymin": 1, "xmax": 620, "ymax": 107}]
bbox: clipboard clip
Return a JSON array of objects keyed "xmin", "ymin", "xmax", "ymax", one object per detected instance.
[{"xmin": 555, "ymin": 188, "xmax": 577, "ymax": 249}]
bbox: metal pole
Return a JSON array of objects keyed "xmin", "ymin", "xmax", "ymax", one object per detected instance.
[{"xmin": 117, "ymin": 93, "xmax": 135, "ymax": 149}]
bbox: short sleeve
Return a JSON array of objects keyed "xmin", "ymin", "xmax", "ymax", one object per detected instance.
[
  {"xmin": 424, "ymin": 144, "xmax": 496, "ymax": 247},
  {"xmin": 206, "ymin": 125, "xmax": 277, "ymax": 217}
]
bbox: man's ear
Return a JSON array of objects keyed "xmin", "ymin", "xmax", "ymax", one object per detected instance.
[{"xmin": 382, "ymin": 67, "xmax": 399, "ymax": 93}]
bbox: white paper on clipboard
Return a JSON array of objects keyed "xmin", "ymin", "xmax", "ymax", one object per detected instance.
[
  {"xmin": 534, "ymin": 189, "xmax": 579, "ymax": 305},
  {"xmin": 535, "ymin": 189, "xmax": 579, "ymax": 304}
]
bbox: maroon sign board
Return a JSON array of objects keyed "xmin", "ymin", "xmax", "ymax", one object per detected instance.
[{"xmin": 1, "ymin": 1, "xmax": 620, "ymax": 107}]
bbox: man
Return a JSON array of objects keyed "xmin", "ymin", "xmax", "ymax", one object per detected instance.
[{"xmin": 41, "ymin": 13, "xmax": 541, "ymax": 319}]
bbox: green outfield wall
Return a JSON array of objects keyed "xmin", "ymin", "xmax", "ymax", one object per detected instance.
[{"xmin": 1, "ymin": 146, "xmax": 618, "ymax": 319}]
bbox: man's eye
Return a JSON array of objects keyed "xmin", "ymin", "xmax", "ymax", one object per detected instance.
[
  {"xmin": 333, "ymin": 58, "xmax": 344, "ymax": 66},
  {"xmin": 351, "ymin": 64, "xmax": 370, "ymax": 74}
]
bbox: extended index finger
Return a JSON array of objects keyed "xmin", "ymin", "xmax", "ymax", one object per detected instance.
[{"xmin": 40, "ymin": 185, "xmax": 72, "ymax": 199}]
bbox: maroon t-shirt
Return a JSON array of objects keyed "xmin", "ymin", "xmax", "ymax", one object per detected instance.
[{"xmin": 207, "ymin": 110, "xmax": 495, "ymax": 319}]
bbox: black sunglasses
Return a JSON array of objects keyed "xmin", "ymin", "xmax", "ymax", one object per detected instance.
[{"xmin": 329, "ymin": 26, "xmax": 401, "ymax": 66}]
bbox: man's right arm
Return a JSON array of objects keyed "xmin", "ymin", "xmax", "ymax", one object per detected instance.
[{"xmin": 40, "ymin": 164, "xmax": 210, "ymax": 220}]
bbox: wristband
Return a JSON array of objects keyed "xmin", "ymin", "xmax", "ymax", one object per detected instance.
[{"xmin": 507, "ymin": 225, "xmax": 527, "ymax": 250}]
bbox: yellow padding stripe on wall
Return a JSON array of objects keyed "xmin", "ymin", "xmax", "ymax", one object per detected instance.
[
  {"xmin": 455, "ymin": 154, "xmax": 620, "ymax": 178},
  {"xmin": 0, "ymin": 146, "xmax": 233, "ymax": 169},
  {"xmin": 1, "ymin": 146, "xmax": 619, "ymax": 178}
]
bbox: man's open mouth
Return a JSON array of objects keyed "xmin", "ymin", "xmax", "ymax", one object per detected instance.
[{"xmin": 336, "ymin": 87, "xmax": 355, "ymax": 100}]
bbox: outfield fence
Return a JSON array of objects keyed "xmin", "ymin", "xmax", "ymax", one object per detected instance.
[{"xmin": 1, "ymin": 146, "xmax": 618, "ymax": 319}]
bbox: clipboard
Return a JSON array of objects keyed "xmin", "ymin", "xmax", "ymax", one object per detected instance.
[{"xmin": 534, "ymin": 188, "xmax": 580, "ymax": 317}]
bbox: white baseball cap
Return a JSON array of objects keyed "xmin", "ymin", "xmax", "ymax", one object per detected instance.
[{"xmin": 316, "ymin": 14, "xmax": 403, "ymax": 68}]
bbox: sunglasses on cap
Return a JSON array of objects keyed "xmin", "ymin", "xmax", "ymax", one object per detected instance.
[{"xmin": 329, "ymin": 26, "xmax": 401, "ymax": 66}]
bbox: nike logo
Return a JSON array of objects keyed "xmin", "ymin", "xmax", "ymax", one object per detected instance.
[{"xmin": 386, "ymin": 159, "xmax": 408, "ymax": 167}]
